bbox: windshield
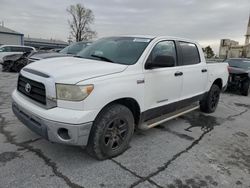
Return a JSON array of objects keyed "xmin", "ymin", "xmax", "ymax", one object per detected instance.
[
  {"xmin": 228, "ymin": 59, "xmax": 250, "ymax": 70},
  {"xmin": 60, "ymin": 42, "xmax": 90, "ymax": 55},
  {"xmin": 77, "ymin": 37, "xmax": 152, "ymax": 65}
]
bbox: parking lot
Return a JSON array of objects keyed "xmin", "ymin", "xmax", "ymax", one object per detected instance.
[{"xmin": 0, "ymin": 70, "xmax": 250, "ymax": 188}]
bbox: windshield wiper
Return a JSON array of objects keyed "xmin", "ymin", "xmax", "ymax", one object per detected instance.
[
  {"xmin": 73, "ymin": 55, "xmax": 83, "ymax": 58},
  {"xmin": 91, "ymin": 54, "xmax": 114, "ymax": 63},
  {"xmin": 230, "ymin": 65, "xmax": 240, "ymax": 68}
]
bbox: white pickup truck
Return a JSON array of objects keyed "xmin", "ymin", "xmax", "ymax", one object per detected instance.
[{"xmin": 12, "ymin": 36, "xmax": 228, "ymax": 160}]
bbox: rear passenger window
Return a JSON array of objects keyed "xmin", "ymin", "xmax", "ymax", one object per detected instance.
[
  {"xmin": 179, "ymin": 42, "xmax": 200, "ymax": 65},
  {"xmin": 2, "ymin": 47, "xmax": 11, "ymax": 52},
  {"xmin": 9, "ymin": 47, "xmax": 23, "ymax": 52}
]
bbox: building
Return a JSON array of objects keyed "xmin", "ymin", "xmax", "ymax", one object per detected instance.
[
  {"xmin": 24, "ymin": 37, "xmax": 68, "ymax": 50},
  {"xmin": 0, "ymin": 24, "xmax": 67, "ymax": 49},
  {"xmin": 0, "ymin": 25, "xmax": 24, "ymax": 46},
  {"xmin": 219, "ymin": 15, "xmax": 250, "ymax": 59}
]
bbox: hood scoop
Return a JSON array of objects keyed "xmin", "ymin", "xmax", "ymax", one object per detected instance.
[{"xmin": 23, "ymin": 68, "xmax": 50, "ymax": 78}]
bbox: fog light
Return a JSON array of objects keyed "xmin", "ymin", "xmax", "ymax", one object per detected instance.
[{"xmin": 57, "ymin": 128, "xmax": 71, "ymax": 140}]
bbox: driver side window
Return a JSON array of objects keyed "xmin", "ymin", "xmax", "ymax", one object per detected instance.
[{"xmin": 148, "ymin": 41, "xmax": 177, "ymax": 66}]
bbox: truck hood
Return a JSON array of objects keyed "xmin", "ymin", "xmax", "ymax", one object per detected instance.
[
  {"xmin": 29, "ymin": 52, "xmax": 70, "ymax": 61},
  {"xmin": 229, "ymin": 66, "xmax": 250, "ymax": 75},
  {"xmin": 23, "ymin": 57, "xmax": 128, "ymax": 84}
]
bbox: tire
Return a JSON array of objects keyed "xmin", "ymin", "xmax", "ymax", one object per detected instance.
[
  {"xmin": 86, "ymin": 104, "xmax": 134, "ymax": 160},
  {"xmin": 200, "ymin": 84, "xmax": 221, "ymax": 113},
  {"xmin": 241, "ymin": 80, "xmax": 249, "ymax": 96},
  {"xmin": 15, "ymin": 63, "xmax": 26, "ymax": 73},
  {"xmin": 2, "ymin": 62, "xmax": 11, "ymax": 72}
]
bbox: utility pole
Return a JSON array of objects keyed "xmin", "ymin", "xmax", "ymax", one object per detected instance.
[{"xmin": 245, "ymin": 14, "xmax": 250, "ymax": 45}]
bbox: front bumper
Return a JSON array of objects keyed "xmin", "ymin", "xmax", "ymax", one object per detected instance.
[{"xmin": 12, "ymin": 102, "xmax": 93, "ymax": 146}]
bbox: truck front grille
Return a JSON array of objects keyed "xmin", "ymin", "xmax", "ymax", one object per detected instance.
[{"xmin": 17, "ymin": 75, "xmax": 46, "ymax": 105}]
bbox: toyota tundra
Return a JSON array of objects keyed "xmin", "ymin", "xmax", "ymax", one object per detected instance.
[{"xmin": 12, "ymin": 36, "xmax": 229, "ymax": 159}]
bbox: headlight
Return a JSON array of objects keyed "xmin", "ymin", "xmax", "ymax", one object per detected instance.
[{"xmin": 56, "ymin": 84, "xmax": 94, "ymax": 101}]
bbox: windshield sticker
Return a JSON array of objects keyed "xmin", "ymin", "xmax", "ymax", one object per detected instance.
[
  {"xmin": 133, "ymin": 38, "xmax": 151, "ymax": 43},
  {"xmin": 93, "ymin": 50, "xmax": 103, "ymax": 56}
]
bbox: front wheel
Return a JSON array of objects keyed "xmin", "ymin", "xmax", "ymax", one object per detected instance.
[
  {"xmin": 200, "ymin": 84, "xmax": 221, "ymax": 113},
  {"xmin": 86, "ymin": 104, "xmax": 134, "ymax": 160}
]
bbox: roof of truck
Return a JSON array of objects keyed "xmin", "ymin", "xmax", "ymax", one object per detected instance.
[{"xmin": 113, "ymin": 35, "xmax": 198, "ymax": 43}]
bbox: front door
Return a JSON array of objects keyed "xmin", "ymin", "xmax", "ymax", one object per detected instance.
[{"xmin": 143, "ymin": 40, "xmax": 183, "ymax": 121}]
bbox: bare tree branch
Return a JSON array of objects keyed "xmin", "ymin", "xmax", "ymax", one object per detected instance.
[{"xmin": 67, "ymin": 4, "xmax": 97, "ymax": 41}]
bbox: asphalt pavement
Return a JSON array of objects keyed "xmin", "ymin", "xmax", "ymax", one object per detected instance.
[{"xmin": 0, "ymin": 70, "xmax": 250, "ymax": 188}]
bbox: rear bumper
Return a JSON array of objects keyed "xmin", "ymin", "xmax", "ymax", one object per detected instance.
[{"xmin": 12, "ymin": 102, "xmax": 93, "ymax": 146}]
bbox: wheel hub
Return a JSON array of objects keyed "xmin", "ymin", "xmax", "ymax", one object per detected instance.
[{"xmin": 103, "ymin": 118, "xmax": 129, "ymax": 150}]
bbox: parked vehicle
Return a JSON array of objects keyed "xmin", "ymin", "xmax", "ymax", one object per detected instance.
[
  {"xmin": 1, "ymin": 42, "xmax": 92, "ymax": 72},
  {"xmin": 0, "ymin": 45, "xmax": 36, "ymax": 63},
  {"xmin": 12, "ymin": 36, "xmax": 228, "ymax": 160},
  {"xmin": 226, "ymin": 58, "xmax": 250, "ymax": 96},
  {"xmin": 49, "ymin": 48, "xmax": 64, "ymax": 53},
  {"xmin": 28, "ymin": 41, "xmax": 91, "ymax": 62},
  {"xmin": 1, "ymin": 51, "xmax": 35, "ymax": 72}
]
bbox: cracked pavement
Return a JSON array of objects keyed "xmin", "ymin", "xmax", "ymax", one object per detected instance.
[{"xmin": 0, "ymin": 70, "xmax": 250, "ymax": 188}]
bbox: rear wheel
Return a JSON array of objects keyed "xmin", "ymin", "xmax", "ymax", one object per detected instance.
[
  {"xmin": 241, "ymin": 80, "xmax": 249, "ymax": 96},
  {"xmin": 87, "ymin": 104, "xmax": 134, "ymax": 160},
  {"xmin": 200, "ymin": 84, "xmax": 221, "ymax": 113}
]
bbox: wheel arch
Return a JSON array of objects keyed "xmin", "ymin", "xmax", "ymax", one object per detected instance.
[
  {"xmin": 212, "ymin": 78, "xmax": 223, "ymax": 90},
  {"xmin": 94, "ymin": 97, "xmax": 141, "ymax": 127}
]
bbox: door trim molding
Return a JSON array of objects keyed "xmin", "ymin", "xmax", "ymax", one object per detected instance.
[{"xmin": 140, "ymin": 93, "xmax": 205, "ymax": 123}]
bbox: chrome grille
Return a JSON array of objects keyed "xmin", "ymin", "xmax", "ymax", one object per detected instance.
[{"xmin": 17, "ymin": 75, "xmax": 46, "ymax": 105}]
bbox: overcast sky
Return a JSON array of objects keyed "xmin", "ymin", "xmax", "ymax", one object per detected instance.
[{"xmin": 0, "ymin": 0, "xmax": 250, "ymax": 53}]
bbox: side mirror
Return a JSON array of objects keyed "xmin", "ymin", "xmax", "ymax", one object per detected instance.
[{"xmin": 145, "ymin": 55, "xmax": 175, "ymax": 69}]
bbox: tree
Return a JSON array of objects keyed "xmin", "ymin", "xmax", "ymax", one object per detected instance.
[
  {"xmin": 203, "ymin": 46, "xmax": 215, "ymax": 58},
  {"xmin": 67, "ymin": 4, "xmax": 97, "ymax": 41}
]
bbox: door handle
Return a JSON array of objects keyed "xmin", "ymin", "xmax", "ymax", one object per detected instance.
[
  {"xmin": 174, "ymin": 71, "xmax": 183, "ymax": 76},
  {"xmin": 201, "ymin": 69, "xmax": 207, "ymax": 73}
]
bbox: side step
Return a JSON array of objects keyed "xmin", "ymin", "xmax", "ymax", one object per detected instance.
[{"xmin": 139, "ymin": 104, "xmax": 199, "ymax": 130}]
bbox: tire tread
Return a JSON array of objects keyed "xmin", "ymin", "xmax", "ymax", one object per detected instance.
[{"xmin": 86, "ymin": 104, "xmax": 134, "ymax": 160}]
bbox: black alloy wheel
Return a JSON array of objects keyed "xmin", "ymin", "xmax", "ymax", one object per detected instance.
[
  {"xmin": 200, "ymin": 84, "xmax": 221, "ymax": 113},
  {"xmin": 87, "ymin": 104, "xmax": 134, "ymax": 160},
  {"xmin": 210, "ymin": 89, "xmax": 220, "ymax": 110},
  {"xmin": 102, "ymin": 118, "xmax": 129, "ymax": 151}
]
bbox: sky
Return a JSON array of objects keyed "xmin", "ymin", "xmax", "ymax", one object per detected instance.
[{"xmin": 0, "ymin": 0, "xmax": 250, "ymax": 54}]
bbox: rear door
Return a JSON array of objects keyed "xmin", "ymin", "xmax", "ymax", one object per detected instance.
[
  {"xmin": 177, "ymin": 41, "xmax": 208, "ymax": 101},
  {"xmin": 144, "ymin": 40, "xmax": 183, "ymax": 120}
]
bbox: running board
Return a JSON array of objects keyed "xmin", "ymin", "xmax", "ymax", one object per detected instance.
[{"xmin": 139, "ymin": 105, "xmax": 199, "ymax": 130}]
